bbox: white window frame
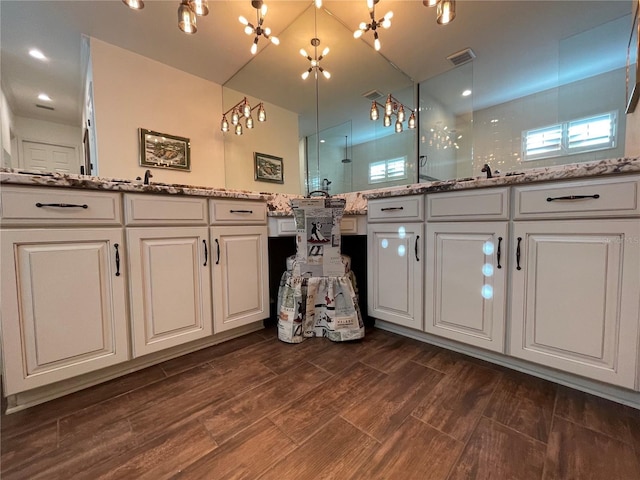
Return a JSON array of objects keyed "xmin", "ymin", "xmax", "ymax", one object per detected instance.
[
  {"xmin": 368, "ymin": 157, "xmax": 407, "ymax": 184},
  {"xmin": 522, "ymin": 111, "xmax": 617, "ymax": 161}
]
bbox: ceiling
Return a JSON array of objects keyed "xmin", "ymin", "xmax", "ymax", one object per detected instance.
[{"xmin": 1, "ymin": 1, "xmax": 634, "ymax": 130}]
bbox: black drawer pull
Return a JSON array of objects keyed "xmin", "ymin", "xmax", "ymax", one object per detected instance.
[
  {"xmin": 497, "ymin": 237, "xmax": 502, "ymax": 269},
  {"xmin": 546, "ymin": 194, "xmax": 600, "ymax": 202},
  {"xmin": 415, "ymin": 235, "xmax": 420, "ymax": 262},
  {"xmin": 229, "ymin": 209, "xmax": 253, "ymax": 214},
  {"xmin": 114, "ymin": 243, "xmax": 121, "ymax": 277},
  {"xmin": 215, "ymin": 239, "xmax": 220, "ymax": 265},
  {"xmin": 203, "ymin": 240, "xmax": 208, "ymax": 267},
  {"xmin": 516, "ymin": 237, "xmax": 522, "ymax": 271},
  {"xmin": 380, "ymin": 206, "xmax": 404, "ymax": 211},
  {"xmin": 36, "ymin": 202, "xmax": 88, "ymax": 209}
]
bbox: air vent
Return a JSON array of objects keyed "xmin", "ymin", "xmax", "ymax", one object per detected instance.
[
  {"xmin": 447, "ymin": 48, "xmax": 476, "ymax": 67},
  {"xmin": 362, "ymin": 89, "xmax": 383, "ymax": 101},
  {"xmin": 36, "ymin": 104, "xmax": 55, "ymax": 111}
]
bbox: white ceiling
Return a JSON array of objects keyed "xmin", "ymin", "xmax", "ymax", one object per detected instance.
[{"xmin": 1, "ymin": 0, "xmax": 634, "ymax": 133}]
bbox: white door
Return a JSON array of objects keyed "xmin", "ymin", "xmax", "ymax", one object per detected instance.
[
  {"xmin": 367, "ymin": 222, "xmax": 424, "ymax": 329},
  {"xmin": 22, "ymin": 141, "xmax": 79, "ymax": 173},
  {"xmin": 127, "ymin": 227, "xmax": 213, "ymax": 357},
  {"xmin": 425, "ymin": 222, "xmax": 508, "ymax": 352},
  {"xmin": 0, "ymin": 228, "xmax": 129, "ymax": 395},
  {"xmin": 211, "ymin": 226, "xmax": 269, "ymax": 333},
  {"xmin": 509, "ymin": 219, "xmax": 640, "ymax": 388}
]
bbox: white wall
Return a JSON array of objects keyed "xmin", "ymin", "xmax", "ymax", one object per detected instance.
[
  {"xmin": 1, "ymin": 88, "xmax": 16, "ymax": 167},
  {"xmin": 625, "ymin": 108, "xmax": 639, "ymax": 157},
  {"xmin": 90, "ymin": 38, "xmax": 224, "ymax": 186},
  {"xmin": 223, "ymin": 88, "xmax": 302, "ymax": 194}
]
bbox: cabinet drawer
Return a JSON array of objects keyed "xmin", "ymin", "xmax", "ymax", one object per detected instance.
[
  {"xmin": 0, "ymin": 186, "xmax": 122, "ymax": 226},
  {"xmin": 210, "ymin": 199, "xmax": 267, "ymax": 225},
  {"xmin": 124, "ymin": 194, "xmax": 208, "ymax": 225},
  {"xmin": 427, "ymin": 188, "xmax": 509, "ymax": 221},
  {"xmin": 367, "ymin": 196, "xmax": 424, "ymax": 222},
  {"xmin": 513, "ymin": 176, "xmax": 640, "ymax": 219}
]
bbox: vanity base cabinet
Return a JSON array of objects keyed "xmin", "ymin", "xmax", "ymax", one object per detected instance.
[
  {"xmin": 0, "ymin": 228, "xmax": 129, "ymax": 395},
  {"xmin": 367, "ymin": 222, "xmax": 424, "ymax": 330},
  {"xmin": 509, "ymin": 220, "xmax": 640, "ymax": 389},
  {"xmin": 126, "ymin": 227, "xmax": 213, "ymax": 357},
  {"xmin": 424, "ymin": 222, "xmax": 508, "ymax": 353},
  {"xmin": 211, "ymin": 225, "xmax": 269, "ymax": 333}
]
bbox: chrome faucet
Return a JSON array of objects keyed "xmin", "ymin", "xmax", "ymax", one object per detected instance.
[
  {"xmin": 144, "ymin": 169, "xmax": 153, "ymax": 185},
  {"xmin": 481, "ymin": 164, "xmax": 492, "ymax": 179},
  {"xmin": 321, "ymin": 178, "xmax": 332, "ymax": 192}
]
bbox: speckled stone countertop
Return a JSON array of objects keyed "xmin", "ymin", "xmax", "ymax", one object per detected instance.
[
  {"xmin": 362, "ymin": 157, "xmax": 640, "ymax": 200},
  {"xmin": 2, "ymin": 157, "xmax": 638, "ymax": 216}
]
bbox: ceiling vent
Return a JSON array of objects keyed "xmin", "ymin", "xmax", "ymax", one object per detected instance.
[
  {"xmin": 36, "ymin": 104, "xmax": 55, "ymax": 110},
  {"xmin": 447, "ymin": 48, "xmax": 476, "ymax": 67},
  {"xmin": 362, "ymin": 89, "xmax": 383, "ymax": 101}
]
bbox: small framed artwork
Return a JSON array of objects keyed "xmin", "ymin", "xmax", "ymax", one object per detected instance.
[
  {"xmin": 139, "ymin": 128, "xmax": 190, "ymax": 171},
  {"xmin": 254, "ymin": 152, "xmax": 284, "ymax": 184}
]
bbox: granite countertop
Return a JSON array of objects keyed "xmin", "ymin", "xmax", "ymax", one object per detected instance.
[{"xmin": 2, "ymin": 157, "xmax": 639, "ymax": 216}]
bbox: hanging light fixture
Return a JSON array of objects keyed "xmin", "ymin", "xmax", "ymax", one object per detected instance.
[
  {"xmin": 221, "ymin": 97, "xmax": 267, "ymax": 135},
  {"xmin": 300, "ymin": 38, "xmax": 331, "ymax": 80},
  {"xmin": 423, "ymin": 0, "xmax": 456, "ymax": 25},
  {"xmin": 123, "ymin": 1, "xmax": 210, "ymax": 33},
  {"xmin": 369, "ymin": 94, "xmax": 416, "ymax": 134},
  {"xmin": 239, "ymin": 0, "xmax": 280, "ymax": 55},
  {"xmin": 353, "ymin": 0, "xmax": 393, "ymax": 51}
]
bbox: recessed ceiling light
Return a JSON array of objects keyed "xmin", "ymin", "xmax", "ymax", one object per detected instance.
[
  {"xmin": 462, "ymin": 89, "xmax": 472, "ymax": 97},
  {"xmin": 320, "ymin": 139, "xmax": 325, "ymax": 143},
  {"xmin": 29, "ymin": 49, "xmax": 47, "ymax": 61},
  {"xmin": 38, "ymin": 93, "xmax": 52, "ymax": 102}
]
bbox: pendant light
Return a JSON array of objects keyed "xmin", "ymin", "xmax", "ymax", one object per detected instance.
[
  {"xmin": 437, "ymin": 0, "xmax": 456, "ymax": 25},
  {"xmin": 353, "ymin": 0, "xmax": 393, "ymax": 52},
  {"xmin": 341, "ymin": 136, "xmax": 351, "ymax": 163},
  {"xmin": 178, "ymin": 0, "xmax": 197, "ymax": 34},
  {"xmin": 239, "ymin": 1, "xmax": 279, "ymax": 55},
  {"xmin": 369, "ymin": 94, "xmax": 416, "ymax": 134},
  {"xmin": 122, "ymin": 0, "xmax": 144, "ymax": 9}
]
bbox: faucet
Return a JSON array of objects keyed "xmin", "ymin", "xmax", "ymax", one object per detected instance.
[
  {"xmin": 321, "ymin": 178, "xmax": 331, "ymax": 192},
  {"xmin": 144, "ymin": 169, "xmax": 153, "ymax": 185},
  {"xmin": 481, "ymin": 164, "xmax": 492, "ymax": 179}
]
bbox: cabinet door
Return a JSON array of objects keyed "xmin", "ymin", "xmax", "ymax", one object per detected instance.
[
  {"xmin": 425, "ymin": 222, "xmax": 508, "ymax": 352},
  {"xmin": 127, "ymin": 227, "xmax": 212, "ymax": 357},
  {"xmin": 0, "ymin": 228, "xmax": 129, "ymax": 395},
  {"xmin": 211, "ymin": 226, "xmax": 269, "ymax": 333},
  {"xmin": 367, "ymin": 222, "xmax": 424, "ymax": 329},
  {"xmin": 509, "ymin": 220, "xmax": 640, "ymax": 389}
]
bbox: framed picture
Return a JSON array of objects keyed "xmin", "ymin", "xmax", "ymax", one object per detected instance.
[
  {"xmin": 139, "ymin": 128, "xmax": 190, "ymax": 171},
  {"xmin": 626, "ymin": 1, "xmax": 639, "ymax": 114},
  {"xmin": 254, "ymin": 152, "xmax": 284, "ymax": 184}
]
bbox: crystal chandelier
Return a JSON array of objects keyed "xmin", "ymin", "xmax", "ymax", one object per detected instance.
[
  {"xmin": 353, "ymin": 0, "xmax": 393, "ymax": 51},
  {"xmin": 370, "ymin": 94, "xmax": 416, "ymax": 133},
  {"xmin": 239, "ymin": 1, "xmax": 280, "ymax": 55},
  {"xmin": 300, "ymin": 38, "xmax": 331, "ymax": 80},
  {"xmin": 220, "ymin": 98, "xmax": 267, "ymax": 136}
]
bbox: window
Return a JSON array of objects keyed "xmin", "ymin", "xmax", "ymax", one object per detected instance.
[
  {"xmin": 369, "ymin": 157, "xmax": 407, "ymax": 184},
  {"xmin": 522, "ymin": 111, "xmax": 617, "ymax": 161}
]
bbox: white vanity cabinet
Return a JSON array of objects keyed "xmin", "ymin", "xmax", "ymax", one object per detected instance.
[
  {"xmin": 0, "ymin": 186, "xmax": 129, "ymax": 395},
  {"xmin": 509, "ymin": 177, "xmax": 640, "ymax": 389},
  {"xmin": 124, "ymin": 195, "xmax": 212, "ymax": 357},
  {"xmin": 424, "ymin": 188, "xmax": 510, "ymax": 353},
  {"xmin": 367, "ymin": 196, "xmax": 424, "ymax": 330},
  {"xmin": 209, "ymin": 199, "xmax": 269, "ymax": 333}
]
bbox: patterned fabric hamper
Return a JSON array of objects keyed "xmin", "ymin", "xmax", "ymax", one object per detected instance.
[{"xmin": 277, "ymin": 195, "xmax": 364, "ymax": 343}]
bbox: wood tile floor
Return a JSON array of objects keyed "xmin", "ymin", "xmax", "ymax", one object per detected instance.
[{"xmin": 2, "ymin": 327, "xmax": 639, "ymax": 479}]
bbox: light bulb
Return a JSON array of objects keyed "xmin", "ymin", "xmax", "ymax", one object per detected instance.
[
  {"xmin": 322, "ymin": 69, "xmax": 331, "ymax": 79},
  {"xmin": 260, "ymin": 4, "xmax": 267, "ymax": 16},
  {"xmin": 231, "ymin": 108, "xmax": 239, "ymax": 125},
  {"xmin": 395, "ymin": 119, "xmax": 403, "ymax": 133},
  {"xmin": 239, "ymin": 16, "xmax": 248, "ymax": 25},
  {"xmin": 221, "ymin": 115, "xmax": 229, "ymax": 132},
  {"xmin": 300, "ymin": 48, "xmax": 308, "ymax": 57},
  {"xmin": 367, "ymin": 0, "xmax": 375, "ymax": 9},
  {"xmin": 315, "ymin": 0, "xmax": 322, "ymax": 7},
  {"xmin": 384, "ymin": 11, "xmax": 394, "ymax": 21},
  {"xmin": 359, "ymin": 21, "xmax": 368, "ymax": 30},
  {"xmin": 178, "ymin": 1, "xmax": 197, "ymax": 34},
  {"xmin": 370, "ymin": 101, "xmax": 379, "ymax": 121},
  {"xmin": 383, "ymin": 115, "xmax": 391, "ymax": 127},
  {"xmin": 353, "ymin": 30, "xmax": 363, "ymax": 39},
  {"xmin": 264, "ymin": 27, "xmax": 271, "ymax": 36},
  {"xmin": 397, "ymin": 105, "xmax": 405, "ymax": 122},
  {"xmin": 122, "ymin": 0, "xmax": 144, "ymax": 9},
  {"xmin": 302, "ymin": 70, "xmax": 310, "ymax": 80},
  {"xmin": 243, "ymin": 101, "xmax": 251, "ymax": 118},
  {"xmin": 408, "ymin": 111, "xmax": 416, "ymax": 129},
  {"xmin": 258, "ymin": 104, "xmax": 266, "ymax": 122},
  {"xmin": 381, "ymin": 18, "xmax": 391, "ymax": 29},
  {"xmin": 246, "ymin": 116, "xmax": 254, "ymax": 129},
  {"xmin": 251, "ymin": 41, "xmax": 258, "ymax": 55},
  {"xmin": 385, "ymin": 95, "xmax": 393, "ymax": 116},
  {"xmin": 374, "ymin": 37, "xmax": 381, "ymax": 51},
  {"xmin": 270, "ymin": 36, "xmax": 280, "ymax": 45},
  {"xmin": 437, "ymin": 0, "xmax": 456, "ymax": 25},
  {"xmin": 235, "ymin": 123, "xmax": 242, "ymax": 135},
  {"xmin": 322, "ymin": 47, "xmax": 330, "ymax": 56},
  {"xmin": 244, "ymin": 26, "xmax": 253, "ymax": 35},
  {"xmin": 423, "ymin": 0, "xmax": 438, "ymax": 6},
  {"xmin": 189, "ymin": 0, "xmax": 209, "ymax": 16}
]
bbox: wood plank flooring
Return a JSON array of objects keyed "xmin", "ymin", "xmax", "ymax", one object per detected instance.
[{"xmin": 2, "ymin": 327, "xmax": 639, "ymax": 479}]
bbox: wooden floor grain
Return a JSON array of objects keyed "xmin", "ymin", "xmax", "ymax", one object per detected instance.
[{"xmin": 2, "ymin": 326, "xmax": 639, "ymax": 480}]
